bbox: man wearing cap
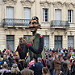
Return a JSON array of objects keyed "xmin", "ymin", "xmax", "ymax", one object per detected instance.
[{"xmin": 16, "ymin": 16, "xmax": 44, "ymax": 60}]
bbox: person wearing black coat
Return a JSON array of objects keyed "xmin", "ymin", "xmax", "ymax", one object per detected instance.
[
  {"xmin": 61, "ymin": 63, "xmax": 70, "ymax": 75},
  {"xmin": 71, "ymin": 60, "xmax": 75, "ymax": 75},
  {"xmin": 29, "ymin": 57, "xmax": 43, "ymax": 75}
]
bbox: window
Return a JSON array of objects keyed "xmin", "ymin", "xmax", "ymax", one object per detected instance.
[
  {"xmin": 55, "ymin": 9, "xmax": 61, "ymax": 20},
  {"xmin": 6, "ymin": 7, "xmax": 14, "ymax": 25},
  {"xmin": 24, "ymin": 8, "xmax": 31, "ymax": 25},
  {"xmin": 24, "ymin": 8, "xmax": 31, "ymax": 19},
  {"xmin": 68, "ymin": 36, "xmax": 74, "ymax": 49},
  {"xmin": 44, "ymin": 36, "xmax": 49, "ymax": 49},
  {"xmin": 68, "ymin": 10, "xmax": 73, "ymax": 23},
  {"xmin": 55, "ymin": 9, "xmax": 62, "ymax": 26},
  {"xmin": 6, "ymin": 35, "xmax": 14, "ymax": 51},
  {"xmin": 55, "ymin": 36, "xmax": 62, "ymax": 49},
  {"xmin": 6, "ymin": 7, "xmax": 14, "ymax": 18},
  {"xmin": 43, "ymin": 8, "xmax": 48, "ymax": 22}
]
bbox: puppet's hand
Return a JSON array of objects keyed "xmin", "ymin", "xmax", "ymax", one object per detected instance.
[{"xmin": 19, "ymin": 37, "xmax": 23, "ymax": 45}]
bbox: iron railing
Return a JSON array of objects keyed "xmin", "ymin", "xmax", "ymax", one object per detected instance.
[
  {"xmin": 50, "ymin": 20, "xmax": 70, "ymax": 28},
  {"xmin": 3, "ymin": 18, "xmax": 31, "ymax": 27}
]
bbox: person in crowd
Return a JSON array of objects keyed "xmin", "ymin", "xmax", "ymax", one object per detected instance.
[
  {"xmin": 7, "ymin": 53, "xmax": 14, "ymax": 69},
  {"xmin": 13, "ymin": 56, "xmax": 23, "ymax": 71},
  {"xmin": 11, "ymin": 64, "xmax": 21, "ymax": 75},
  {"xmin": 13, "ymin": 52, "xmax": 17, "ymax": 57},
  {"xmin": 42, "ymin": 67, "xmax": 49, "ymax": 75},
  {"xmin": 54, "ymin": 55, "xmax": 61, "ymax": 75},
  {"xmin": 1, "ymin": 54, "xmax": 9, "ymax": 67},
  {"xmin": 5, "ymin": 45, "xmax": 11, "ymax": 54},
  {"xmin": 42, "ymin": 57, "xmax": 47, "ymax": 67},
  {"xmin": 64, "ymin": 57, "xmax": 70, "ymax": 70},
  {"xmin": 28, "ymin": 56, "xmax": 37, "ymax": 67},
  {"xmin": 60, "ymin": 56, "xmax": 65, "ymax": 71},
  {"xmin": 21, "ymin": 62, "xmax": 34, "ymax": 75},
  {"xmin": 60, "ymin": 63, "xmax": 70, "ymax": 75},
  {"xmin": 0, "ymin": 50, "xmax": 3, "ymax": 57},
  {"xmin": 29, "ymin": 57, "xmax": 43, "ymax": 75},
  {"xmin": 0, "ymin": 62, "xmax": 10, "ymax": 74},
  {"xmin": 0, "ymin": 56, "xmax": 2, "ymax": 69},
  {"xmin": 71, "ymin": 60, "xmax": 75, "ymax": 75},
  {"xmin": 46, "ymin": 54, "xmax": 54, "ymax": 75},
  {"xmin": 52, "ymin": 53, "xmax": 55, "ymax": 61}
]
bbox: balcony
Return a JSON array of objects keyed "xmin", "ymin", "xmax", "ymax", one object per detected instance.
[
  {"xmin": 50, "ymin": 20, "xmax": 69, "ymax": 29},
  {"xmin": 3, "ymin": 18, "xmax": 31, "ymax": 28}
]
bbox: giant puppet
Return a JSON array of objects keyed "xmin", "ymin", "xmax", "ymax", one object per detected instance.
[{"xmin": 16, "ymin": 16, "xmax": 44, "ymax": 60}]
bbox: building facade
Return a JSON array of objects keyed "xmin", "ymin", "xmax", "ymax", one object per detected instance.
[{"xmin": 0, "ymin": 0, "xmax": 75, "ymax": 51}]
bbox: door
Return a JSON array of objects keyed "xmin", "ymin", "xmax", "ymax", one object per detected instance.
[
  {"xmin": 68, "ymin": 36, "xmax": 74, "ymax": 49},
  {"xmin": 55, "ymin": 36, "xmax": 62, "ymax": 49},
  {"xmin": 55, "ymin": 9, "xmax": 61, "ymax": 26}
]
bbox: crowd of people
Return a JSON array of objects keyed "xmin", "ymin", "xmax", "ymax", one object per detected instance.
[
  {"xmin": 0, "ymin": 47, "xmax": 74, "ymax": 75},
  {"xmin": 45, "ymin": 47, "xmax": 75, "ymax": 75},
  {"xmin": 0, "ymin": 48, "xmax": 49, "ymax": 75}
]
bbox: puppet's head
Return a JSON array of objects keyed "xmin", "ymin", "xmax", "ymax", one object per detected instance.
[{"xmin": 29, "ymin": 16, "xmax": 41, "ymax": 32}]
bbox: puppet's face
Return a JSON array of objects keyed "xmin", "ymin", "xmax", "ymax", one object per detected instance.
[{"xmin": 29, "ymin": 20, "xmax": 40, "ymax": 32}]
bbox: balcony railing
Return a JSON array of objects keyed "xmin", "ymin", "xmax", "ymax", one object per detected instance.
[
  {"xmin": 50, "ymin": 20, "xmax": 69, "ymax": 28},
  {"xmin": 3, "ymin": 18, "xmax": 31, "ymax": 27}
]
